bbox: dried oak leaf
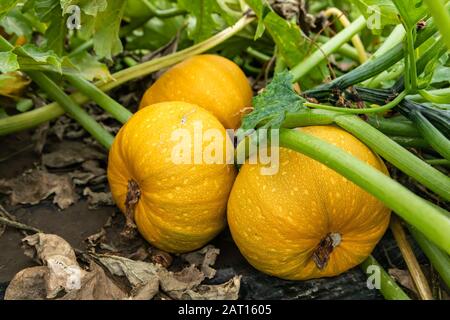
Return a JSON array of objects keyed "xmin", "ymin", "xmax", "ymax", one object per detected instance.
[
  {"xmin": 181, "ymin": 245, "xmax": 220, "ymax": 279},
  {"xmin": 42, "ymin": 141, "xmax": 105, "ymax": 168},
  {"xmin": 83, "ymin": 187, "xmax": 114, "ymax": 209},
  {"xmin": 5, "ymin": 233, "xmax": 127, "ymax": 300},
  {"xmin": 388, "ymin": 268, "xmax": 418, "ymax": 295},
  {"xmin": 0, "ymin": 169, "xmax": 77, "ymax": 209},
  {"xmin": 171, "ymin": 275, "xmax": 241, "ymax": 300}
]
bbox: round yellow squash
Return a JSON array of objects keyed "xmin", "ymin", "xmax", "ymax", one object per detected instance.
[
  {"xmin": 139, "ymin": 54, "xmax": 253, "ymax": 129},
  {"xmin": 227, "ymin": 126, "xmax": 391, "ymax": 280},
  {"xmin": 108, "ymin": 101, "xmax": 236, "ymax": 253}
]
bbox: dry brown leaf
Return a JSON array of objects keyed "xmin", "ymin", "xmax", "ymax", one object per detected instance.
[
  {"xmin": 159, "ymin": 264, "xmax": 205, "ymax": 293},
  {"xmin": 5, "ymin": 266, "xmax": 48, "ymax": 300},
  {"xmin": 388, "ymin": 268, "xmax": 418, "ymax": 295},
  {"xmin": 171, "ymin": 276, "xmax": 241, "ymax": 300},
  {"xmin": 42, "ymin": 141, "xmax": 105, "ymax": 168},
  {"xmin": 0, "ymin": 169, "xmax": 77, "ymax": 209},
  {"xmin": 83, "ymin": 187, "xmax": 114, "ymax": 209},
  {"xmin": 181, "ymin": 245, "xmax": 220, "ymax": 279},
  {"xmin": 6, "ymin": 233, "xmax": 127, "ymax": 300}
]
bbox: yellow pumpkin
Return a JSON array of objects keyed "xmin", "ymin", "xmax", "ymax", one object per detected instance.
[
  {"xmin": 108, "ymin": 101, "xmax": 236, "ymax": 253},
  {"xmin": 139, "ymin": 54, "xmax": 253, "ymax": 129},
  {"xmin": 227, "ymin": 126, "xmax": 391, "ymax": 280}
]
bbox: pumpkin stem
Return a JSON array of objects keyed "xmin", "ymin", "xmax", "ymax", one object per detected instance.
[
  {"xmin": 312, "ymin": 232, "xmax": 341, "ymax": 270},
  {"xmin": 122, "ymin": 179, "xmax": 141, "ymax": 238}
]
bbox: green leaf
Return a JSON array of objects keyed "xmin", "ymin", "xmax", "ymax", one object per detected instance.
[
  {"xmin": 392, "ymin": 0, "xmax": 427, "ymax": 29},
  {"xmin": 352, "ymin": 0, "xmax": 399, "ymax": 32},
  {"xmin": 68, "ymin": 51, "xmax": 111, "ymax": 81},
  {"xmin": 177, "ymin": 0, "xmax": 228, "ymax": 42},
  {"xmin": 61, "ymin": 0, "xmax": 108, "ymax": 16},
  {"xmin": 0, "ymin": 51, "xmax": 19, "ymax": 73},
  {"xmin": 17, "ymin": 44, "xmax": 63, "ymax": 72},
  {"xmin": 0, "ymin": 8, "xmax": 34, "ymax": 39},
  {"xmin": 0, "ymin": 0, "xmax": 19, "ymax": 19},
  {"xmin": 263, "ymin": 11, "xmax": 307, "ymax": 67},
  {"xmin": 92, "ymin": 0, "xmax": 127, "ymax": 59},
  {"xmin": 32, "ymin": 0, "xmax": 66, "ymax": 55},
  {"xmin": 245, "ymin": 0, "xmax": 269, "ymax": 39},
  {"xmin": 241, "ymin": 71, "xmax": 305, "ymax": 131}
]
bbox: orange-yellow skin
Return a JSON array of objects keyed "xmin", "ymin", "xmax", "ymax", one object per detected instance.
[
  {"xmin": 227, "ymin": 126, "xmax": 391, "ymax": 280},
  {"xmin": 108, "ymin": 101, "xmax": 236, "ymax": 253},
  {"xmin": 139, "ymin": 54, "xmax": 253, "ymax": 129}
]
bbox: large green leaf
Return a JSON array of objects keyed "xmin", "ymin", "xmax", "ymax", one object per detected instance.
[
  {"xmin": 392, "ymin": 0, "xmax": 427, "ymax": 29},
  {"xmin": 0, "ymin": 0, "xmax": 19, "ymax": 19},
  {"xmin": 352, "ymin": 0, "xmax": 399, "ymax": 32},
  {"xmin": 92, "ymin": 0, "xmax": 127, "ymax": 59}
]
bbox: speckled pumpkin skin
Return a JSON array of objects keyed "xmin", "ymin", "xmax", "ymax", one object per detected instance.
[
  {"xmin": 227, "ymin": 126, "xmax": 391, "ymax": 280},
  {"xmin": 139, "ymin": 54, "xmax": 253, "ymax": 129},
  {"xmin": 108, "ymin": 101, "xmax": 236, "ymax": 253}
]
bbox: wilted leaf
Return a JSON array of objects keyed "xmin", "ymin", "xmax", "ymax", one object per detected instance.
[
  {"xmin": 83, "ymin": 187, "xmax": 114, "ymax": 209},
  {"xmin": 0, "ymin": 168, "xmax": 78, "ymax": 209},
  {"xmin": 171, "ymin": 275, "xmax": 241, "ymax": 300},
  {"xmin": 0, "ymin": 72, "xmax": 30, "ymax": 97},
  {"xmin": 4, "ymin": 266, "xmax": 48, "ymax": 300},
  {"xmin": 181, "ymin": 245, "xmax": 220, "ymax": 279},
  {"xmin": 388, "ymin": 268, "xmax": 418, "ymax": 295},
  {"xmin": 42, "ymin": 141, "xmax": 105, "ymax": 168}
]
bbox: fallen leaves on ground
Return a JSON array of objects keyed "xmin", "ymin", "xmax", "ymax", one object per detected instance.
[
  {"xmin": 5, "ymin": 233, "xmax": 241, "ymax": 300},
  {"xmin": 0, "ymin": 168, "xmax": 77, "ymax": 209},
  {"xmin": 83, "ymin": 187, "xmax": 114, "ymax": 209},
  {"xmin": 42, "ymin": 141, "xmax": 105, "ymax": 168},
  {"xmin": 388, "ymin": 268, "xmax": 418, "ymax": 295}
]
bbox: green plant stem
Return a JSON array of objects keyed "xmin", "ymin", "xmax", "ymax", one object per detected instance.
[
  {"xmin": 290, "ymin": 15, "xmax": 367, "ymax": 82},
  {"xmin": 0, "ymin": 15, "xmax": 254, "ymax": 135},
  {"xmin": 304, "ymin": 91, "xmax": 407, "ymax": 114},
  {"xmin": 142, "ymin": 0, "xmax": 187, "ymax": 18},
  {"xmin": 404, "ymin": 27, "xmax": 418, "ymax": 92},
  {"xmin": 366, "ymin": 116, "xmax": 419, "ymax": 137},
  {"xmin": 316, "ymin": 35, "xmax": 360, "ymax": 61},
  {"xmin": 65, "ymin": 75, "xmax": 132, "ymax": 124},
  {"xmin": 424, "ymin": 0, "xmax": 450, "ymax": 51},
  {"xmin": 27, "ymin": 72, "xmax": 114, "ymax": 149},
  {"xmin": 279, "ymin": 128, "xmax": 450, "ymax": 254},
  {"xmin": 418, "ymin": 89, "xmax": 450, "ymax": 104},
  {"xmin": 412, "ymin": 111, "xmax": 450, "ymax": 161},
  {"xmin": 246, "ymin": 47, "xmax": 271, "ymax": 62},
  {"xmin": 333, "ymin": 115, "xmax": 450, "ymax": 201},
  {"xmin": 409, "ymin": 225, "xmax": 450, "ymax": 288},
  {"xmin": 425, "ymin": 159, "xmax": 450, "ymax": 166},
  {"xmin": 389, "ymin": 136, "xmax": 429, "ymax": 148},
  {"xmin": 361, "ymin": 256, "xmax": 410, "ymax": 300}
]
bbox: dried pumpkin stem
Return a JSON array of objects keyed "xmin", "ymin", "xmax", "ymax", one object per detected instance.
[
  {"xmin": 312, "ymin": 232, "xmax": 341, "ymax": 270},
  {"xmin": 122, "ymin": 179, "xmax": 141, "ymax": 238},
  {"xmin": 390, "ymin": 216, "xmax": 433, "ymax": 300}
]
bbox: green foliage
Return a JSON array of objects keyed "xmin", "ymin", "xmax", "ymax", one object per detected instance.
[{"xmin": 241, "ymin": 71, "xmax": 305, "ymax": 131}]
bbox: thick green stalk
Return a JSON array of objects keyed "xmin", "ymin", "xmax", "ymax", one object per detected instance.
[
  {"xmin": 0, "ymin": 15, "xmax": 254, "ymax": 135},
  {"xmin": 27, "ymin": 72, "xmax": 114, "ymax": 149},
  {"xmin": 279, "ymin": 128, "xmax": 450, "ymax": 254},
  {"xmin": 361, "ymin": 256, "xmax": 411, "ymax": 300},
  {"xmin": 425, "ymin": 159, "xmax": 450, "ymax": 167},
  {"xmin": 334, "ymin": 115, "xmax": 450, "ymax": 201},
  {"xmin": 409, "ymin": 226, "xmax": 450, "ymax": 288},
  {"xmin": 65, "ymin": 75, "xmax": 132, "ymax": 124},
  {"xmin": 424, "ymin": 0, "xmax": 450, "ymax": 51},
  {"xmin": 316, "ymin": 35, "xmax": 360, "ymax": 61},
  {"xmin": 412, "ymin": 111, "xmax": 450, "ymax": 161},
  {"xmin": 389, "ymin": 136, "xmax": 429, "ymax": 148},
  {"xmin": 366, "ymin": 116, "xmax": 419, "ymax": 137},
  {"xmin": 290, "ymin": 16, "xmax": 367, "ymax": 82}
]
